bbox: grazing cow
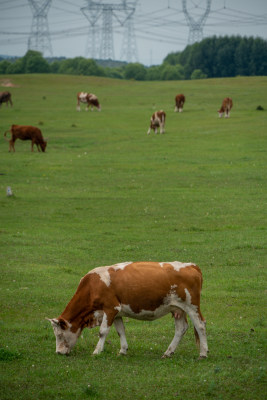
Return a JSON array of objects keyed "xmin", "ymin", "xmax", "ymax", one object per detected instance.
[
  {"xmin": 147, "ymin": 110, "xmax": 166, "ymax": 134},
  {"xmin": 4, "ymin": 124, "xmax": 47, "ymax": 152},
  {"xmin": 218, "ymin": 97, "xmax": 233, "ymax": 118},
  {"xmin": 47, "ymin": 261, "xmax": 208, "ymax": 359},
  {"xmin": 0, "ymin": 91, "xmax": 13, "ymax": 107},
  {"xmin": 77, "ymin": 92, "xmax": 101, "ymax": 111},
  {"xmin": 174, "ymin": 94, "xmax": 185, "ymax": 113}
]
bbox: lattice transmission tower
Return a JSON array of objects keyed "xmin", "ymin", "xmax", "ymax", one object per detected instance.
[
  {"xmin": 182, "ymin": 0, "xmax": 212, "ymax": 44},
  {"xmin": 81, "ymin": 1, "xmax": 102, "ymax": 59},
  {"xmin": 120, "ymin": 0, "xmax": 138, "ymax": 63},
  {"xmin": 27, "ymin": 0, "xmax": 53, "ymax": 56},
  {"xmin": 81, "ymin": 1, "xmax": 135, "ymax": 60}
]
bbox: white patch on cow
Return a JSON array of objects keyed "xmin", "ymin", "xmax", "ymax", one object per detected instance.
[
  {"xmin": 159, "ymin": 261, "xmax": 194, "ymax": 271},
  {"xmin": 94, "ymin": 310, "xmax": 104, "ymax": 325},
  {"xmin": 112, "ymin": 262, "xmax": 132, "ymax": 271},
  {"xmin": 114, "ymin": 305, "xmax": 122, "ymax": 312},
  {"xmin": 88, "ymin": 262, "xmax": 132, "ymax": 287},
  {"xmin": 184, "ymin": 288, "xmax": 192, "ymax": 305},
  {"xmin": 89, "ymin": 94, "xmax": 97, "ymax": 100},
  {"xmin": 116, "ymin": 290, "xmax": 187, "ymax": 322},
  {"xmin": 89, "ymin": 266, "xmax": 111, "ymax": 286}
]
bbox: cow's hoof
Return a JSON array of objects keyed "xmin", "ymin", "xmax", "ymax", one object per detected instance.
[
  {"xmin": 161, "ymin": 352, "xmax": 173, "ymax": 359},
  {"xmin": 198, "ymin": 355, "xmax": 208, "ymax": 360}
]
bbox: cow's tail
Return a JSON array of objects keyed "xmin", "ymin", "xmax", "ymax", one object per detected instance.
[
  {"xmin": 4, "ymin": 129, "xmax": 11, "ymax": 141},
  {"xmin": 194, "ymin": 327, "xmax": 200, "ymax": 349}
]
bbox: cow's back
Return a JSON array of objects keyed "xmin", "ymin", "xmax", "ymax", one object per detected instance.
[
  {"xmin": 88, "ymin": 261, "xmax": 202, "ymax": 314},
  {"xmin": 12, "ymin": 125, "xmax": 43, "ymax": 141}
]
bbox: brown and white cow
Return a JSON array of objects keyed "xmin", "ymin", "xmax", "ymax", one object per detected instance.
[
  {"xmin": 47, "ymin": 261, "xmax": 208, "ymax": 359},
  {"xmin": 218, "ymin": 97, "xmax": 233, "ymax": 118},
  {"xmin": 4, "ymin": 124, "xmax": 47, "ymax": 152},
  {"xmin": 147, "ymin": 110, "xmax": 166, "ymax": 134},
  {"xmin": 174, "ymin": 94, "xmax": 185, "ymax": 113},
  {"xmin": 77, "ymin": 92, "xmax": 101, "ymax": 112},
  {"xmin": 0, "ymin": 91, "xmax": 13, "ymax": 107}
]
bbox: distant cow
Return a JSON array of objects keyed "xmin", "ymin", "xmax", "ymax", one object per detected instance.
[
  {"xmin": 218, "ymin": 97, "xmax": 233, "ymax": 118},
  {"xmin": 4, "ymin": 125, "xmax": 47, "ymax": 152},
  {"xmin": 147, "ymin": 110, "xmax": 166, "ymax": 134},
  {"xmin": 77, "ymin": 92, "xmax": 101, "ymax": 111},
  {"xmin": 174, "ymin": 94, "xmax": 185, "ymax": 113},
  {"xmin": 0, "ymin": 91, "xmax": 13, "ymax": 107},
  {"xmin": 47, "ymin": 261, "xmax": 208, "ymax": 359}
]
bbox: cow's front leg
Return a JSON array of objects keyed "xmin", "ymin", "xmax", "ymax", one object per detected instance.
[
  {"xmin": 93, "ymin": 312, "xmax": 113, "ymax": 355},
  {"xmin": 113, "ymin": 317, "xmax": 128, "ymax": 355}
]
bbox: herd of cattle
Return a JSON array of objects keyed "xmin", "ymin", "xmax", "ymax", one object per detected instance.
[
  {"xmin": 1, "ymin": 89, "xmax": 233, "ymax": 153},
  {"xmin": 0, "ymin": 88, "xmax": 214, "ymax": 359}
]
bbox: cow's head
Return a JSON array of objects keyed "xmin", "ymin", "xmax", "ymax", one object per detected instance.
[
  {"xmin": 47, "ymin": 318, "xmax": 80, "ymax": 355},
  {"xmin": 41, "ymin": 140, "xmax": 47, "ymax": 152}
]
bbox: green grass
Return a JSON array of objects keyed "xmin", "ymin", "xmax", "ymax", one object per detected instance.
[{"xmin": 0, "ymin": 74, "xmax": 266, "ymax": 400}]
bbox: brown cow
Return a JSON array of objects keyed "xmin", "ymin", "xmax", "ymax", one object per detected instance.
[
  {"xmin": 4, "ymin": 125, "xmax": 47, "ymax": 152},
  {"xmin": 218, "ymin": 97, "xmax": 233, "ymax": 118},
  {"xmin": 174, "ymin": 94, "xmax": 185, "ymax": 113},
  {"xmin": 147, "ymin": 110, "xmax": 166, "ymax": 134},
  {"xmin": 0, "ymin": 91, "xmax": 13, "ymax": 107},
  {"xmin": 77, "ymin": 92, "xmax": 101, "ymax": 111},
  {"xmin": 47, "ymin": 261, "xmax": 208, "ymax": 359}
]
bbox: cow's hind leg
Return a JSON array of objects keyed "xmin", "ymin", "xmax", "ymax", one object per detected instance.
[
  {"xmin": 162, "ymin": 309, "xmax": 188, "ymax": 358},
  {"xmin": 9, "ymin": 139, "xmax": 15, "ymax": 152},
  {"xmin": 187, "ymin": 308, "xmax": 208, "ymax": 359},
  {"xmin": 113, "ymin": 317, "xmax": 128, "ymax": 355}
]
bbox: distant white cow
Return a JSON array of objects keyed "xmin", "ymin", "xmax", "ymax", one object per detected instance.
[
  {"xmin": 147, "ymin": 110, "xmax": 166, "ymax": 134},
  {"xmin": 77, "ymin": 92, "xmax": 101, "ymax": 111}
]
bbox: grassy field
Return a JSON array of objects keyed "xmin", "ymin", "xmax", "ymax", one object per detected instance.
[{"xmin": 0, "ymin": 74, "xmax": 266, "ymax": 400}]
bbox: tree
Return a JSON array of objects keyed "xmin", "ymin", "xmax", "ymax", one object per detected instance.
[
  {"xmin": 0, "ymin": 60, "xmax": 12, "ymax": 74},
  {"xmin": 124, "ymin": 63, "xmax": 147, "ymax": 80},
  {"xmin": 160, "ymin": 64, "xmax": 185, "ymax": 80},
  {"xmin": 146, "ymin": 65, "xmax": 162, "ymax": 80},
  {"xmin": 6, "ymin": 58, "xmax": 24, "ymax": 74},
  {"xmin": 191, "ymin": 69, "xmax": 207, "ymax": 80},
  {"xmin": 77, "ymin": 58, "xmax": 105, "ymax": 76}
]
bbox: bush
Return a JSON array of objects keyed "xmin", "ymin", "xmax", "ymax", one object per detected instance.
[
  {"xmin": 160, "ymin": 64, "xmax": 185, "ymax": 80},
  {"xmin": 124, "ymin": 63, "xmax": 147, "ymax": 80},
  {"xmin": 191, "ymin": 69, "xmax": 207, "ymax": 80}
]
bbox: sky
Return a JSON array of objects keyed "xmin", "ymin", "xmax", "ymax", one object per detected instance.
[{"xmin": 0, "ymin": 0, "xmax": 267, "ymax": 66}]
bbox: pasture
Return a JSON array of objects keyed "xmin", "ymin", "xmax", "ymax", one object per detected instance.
[{"xmin": 0, "ymin": 74, "xmax": 266, "ymax": 400}]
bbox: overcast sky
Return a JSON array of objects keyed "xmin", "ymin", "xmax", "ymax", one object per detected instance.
[{"xmin": 0, "ymin": 0, "xmax": 267, "ymax": 66}]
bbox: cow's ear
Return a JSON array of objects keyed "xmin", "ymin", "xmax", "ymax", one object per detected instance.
[
  {"xmin": 46, "ymin": 317, "xmax": 68, "ymax": 330},
  {"xmin": 46, "ymin": 317, "xmax": 60, "ymax": 327},
  {"xmin": 58, "ymin": 318, "xmax": 67, "ymax": 330}
]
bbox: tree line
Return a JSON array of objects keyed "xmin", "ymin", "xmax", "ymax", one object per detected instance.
[{"xmin": 0, "ymin": 36, "xmax": 266, "ymax": 80}]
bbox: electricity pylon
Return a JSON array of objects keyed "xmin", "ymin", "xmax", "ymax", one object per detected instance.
[
  {"xmin": 182, "ymin": 0, "xmax": 212, "ymax": 44},
  {"xmin": 81, "ymin": 1, "xmax": 102, "ymax": 59},
  {"xmin": 120, "ymin": 0, "xmax": 138, "ymax": 62},
  {"xmin": 28, "ymin": 0, "xmax": 53, "ymax": 56},
  {"xmin": 81, "ymin": 1, "xmax": 135, "ymax": 60}
]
